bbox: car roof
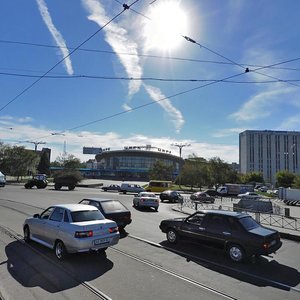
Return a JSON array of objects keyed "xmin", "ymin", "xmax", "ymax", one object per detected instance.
[
  {"xmin": 197, "ymin": 209, "xmax": 248, "ymax": 218},
  {"xmin": 81, "ymin": 197, "xmax": 116, "ymax": 203},
  {"xmin": 53, "ymin": 203, "xmax": 98, "ymax": 212}
]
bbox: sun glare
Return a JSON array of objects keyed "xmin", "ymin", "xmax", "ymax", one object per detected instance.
[{"xmin": 143, "ymin": 1, "xmax": 188, "ymax": 51}]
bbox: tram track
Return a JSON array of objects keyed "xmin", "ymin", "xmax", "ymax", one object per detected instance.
[{"xmin": 1, "ymin": 198, "xmax": 300, "ymax": 298}]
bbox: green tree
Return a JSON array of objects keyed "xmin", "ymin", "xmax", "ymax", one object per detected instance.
[
  {"xmin": 148, "ymin": 160, "xmax": 174, "ymax": 181},
  {"xmin": 51, "ymin": 154, "xmax": 83, "ymax": 169},
  {"xmin": 293, "ymin": 175, "xmax": 300, "ymax": 188},
  {"xmin": 0, "ymin": 145, "xmax": 39, "ymax": 181},
  {"xmin": 37, "ymin": 150, "xmax": 50, "ymax": 175},
  {"xmin": 276, "ymin": 170, "xmax": 295, "ymax": 188},
  {"xmin": 241, "ymin": 172, "xmax": 264, "ymax": 184}
]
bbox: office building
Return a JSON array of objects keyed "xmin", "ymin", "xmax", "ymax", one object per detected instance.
[{"xmin": 239, "ymin": 130, "xmax": 300, "ymax": 184}]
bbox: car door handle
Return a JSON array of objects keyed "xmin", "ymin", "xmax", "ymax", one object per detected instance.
[
  {"xmin": 198, "ymin": 227, "xmax": 205, "ymax": 231},
  {"xmin": 222, "ymin": 231, "xmax": 231, "ymax": 236}
]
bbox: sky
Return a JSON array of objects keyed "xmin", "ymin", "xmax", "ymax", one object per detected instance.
[{"xmin": 1, "ymin": 0, "xmax": 300, "ymax": 163}]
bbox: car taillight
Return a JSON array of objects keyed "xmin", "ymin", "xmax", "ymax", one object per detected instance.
[
  {"xmin": 75, "ymin": 230, "xmax": 93, "ymax": 238},
  {"xmin": 109, "ymin": 227, "xmax": 119, "ymax": 233},
  {"xmin": 263, "ymin": 243, "xmax": 270, "ymax": 250}
]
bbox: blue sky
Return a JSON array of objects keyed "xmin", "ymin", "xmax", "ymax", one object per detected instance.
[{"xmin": 1, "ymin": 0, "xmax": 300, "ymax": 163}]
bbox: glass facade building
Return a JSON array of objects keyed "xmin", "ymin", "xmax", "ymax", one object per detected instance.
[{"xmin": 95, "ymin": 149, "xmax": 184, "ymax": 180}]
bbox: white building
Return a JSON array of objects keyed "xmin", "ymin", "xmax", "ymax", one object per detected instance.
[{"xmin": 239, "ymin": 130, "xmax": 300, "ymax": 184}]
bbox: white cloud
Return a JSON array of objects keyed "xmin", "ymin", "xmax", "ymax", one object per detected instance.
[
  {"xmin": 278, "ymin": 114, "xmax": 300, "ymax": 131},
  {"xmin": 212, "ymin": 127, "xmax": 248, "ymax": 138},
  {"xmin": 82, "ymin": 0, "xmax": 185, "ymax": 133},
  {"xmin": 1, "ymin": 119, "xmax": 238, "ymax": 163},
  {"xmin": 36, "ymin": 0, "xmax": 74, "ymax": 75},
  {"xmin": 82, "ymin": 0, "xmax": 142, "ymax": 97},
  {"xmin": 230, "ymin": 87, "xmax": 294, "ymax": 122},
  {"xmin": 143, "ymin": 84, "xmax": 184, "ymax": 133}
]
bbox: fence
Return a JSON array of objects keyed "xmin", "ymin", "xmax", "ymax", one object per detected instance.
[{"xmin": 179, "ymin": 197, "xmax": 300, "ymax": 232}]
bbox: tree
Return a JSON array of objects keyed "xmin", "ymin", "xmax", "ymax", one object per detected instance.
[
  {"xmin": 148, "ymin": 160, "xmax": 174, "ymax": 181},
  {"xmin": 293, "ymin": 175, "xmax": 300, "ymax": 188},
  {"xmin": 37, "ymin": 150, "xmax": 50, "ymax": 175},
  {"xmin": 241, "ymin": 172, "xmax": 264, "ymax": 184},
  {"xmin": 0, "ymin": 145, "xmax": 39, "ymax": 181},
  {"xmin": 276, "ymin": 170, "xmax": 295, "ymax": 188},
  {"xmin": 51, "ymin": 154, "xmax": 83, "ymax": 170}
]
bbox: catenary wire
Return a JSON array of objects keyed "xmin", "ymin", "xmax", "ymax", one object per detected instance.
[
  {"xmin": 1, "ymin": 70, "xmax": 300, "ymax": 84},
  {"xmin": 1, "ymin": 40, "xmax": 300, "ymax": 72},
  {"xmin": 0, "ymin": 0, "xmax": 140, "ymax": 113}
]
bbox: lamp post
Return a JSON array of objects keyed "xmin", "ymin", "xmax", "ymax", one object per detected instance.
[{"xmin": 171, "ymin": 143, "xmax": 191, "ymax": 158}]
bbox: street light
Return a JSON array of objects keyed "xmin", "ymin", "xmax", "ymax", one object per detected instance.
[
  {"xmin": 21, "ymin": 140, "xmax": 46, "ymax": 151},
  {"xmin": 171, "ymin": 143, "xmax": 191, "ymax": 158}
]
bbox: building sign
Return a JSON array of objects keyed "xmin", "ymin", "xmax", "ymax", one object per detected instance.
[{"xmin": 83, "ymin": 147, "xmax": 102, "ymax": 154}]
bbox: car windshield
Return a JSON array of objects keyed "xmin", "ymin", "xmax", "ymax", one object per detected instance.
[
  {"xmin": 239, "ymin": 216, "xmax": 260, "ymax": 230},
  {"xmin": 101, "ymin": 200, "xmax": 126, "ymax": 213},
  {"xmin": 71, "ymin": 210, "xmax": 105, "ymax": 222}
]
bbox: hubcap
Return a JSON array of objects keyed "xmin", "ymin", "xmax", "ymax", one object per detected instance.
[
  {"xmin": 167, "ymin": 230, "xmax": 176, "ymax": 243},
  {"xmin": 230, "ymin": 246, "xmax": 242, "ymax": 261},
  {"xmin": 56, "ymin": 242, "xmax": 63, "ymax": 259}
]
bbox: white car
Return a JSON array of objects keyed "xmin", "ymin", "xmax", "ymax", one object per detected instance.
[
  {"xmin": 23, "ymin": 204, "xmax": 120, "ymax": 260},
  {"xmin": 133, "ymin": 192, "xmax": 159, "ymax": 211},
  {"xmin": 237, "ymin": 192, "xmax": 260, "ymax": 199}
]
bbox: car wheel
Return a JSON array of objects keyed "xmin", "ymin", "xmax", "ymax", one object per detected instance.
[
  {"xmin": 166, "ymin": 228, "xmax": 178, "ymax": 244},
  {"xmin": 24, "ymin": 226, "xmax": 31, "ymax": 242},
  {"xmin": 155, "ymin": 207, "xmax": 158, "ymax": 212},
  {"xmin": 55, "ymin": 240, "xmax": 67, "ymax": 260},
  {"xmin": 227, "ymin": 244, "xmax": 245, "ymax": 262}
]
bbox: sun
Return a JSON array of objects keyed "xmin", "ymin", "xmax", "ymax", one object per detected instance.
[{"xmin": 143, "ymin": 0, "xmax": 188, "ymax": 51}]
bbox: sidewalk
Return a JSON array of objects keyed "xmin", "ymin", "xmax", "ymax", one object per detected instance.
[{"xmin": 172, "ymin": 204, "xmax": 300, "ymax": 242}]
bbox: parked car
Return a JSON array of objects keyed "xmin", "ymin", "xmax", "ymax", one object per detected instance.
[
  {"xmin": 190, "ymin": 192, "xmax": 215, "ymax": 203},
  {"xmin": 101, "ymin": 184, "xmax": 121, "ymax": 192},
  {"xmin": 23, "ymin": 204, "xmax": 120, "ymax": 260},
  {"xmin": 159, "ymin": 210, "xmax": 282, "ymax": 262},
  {"xmin": 133, "ymin": 192, "xmax": 159, "ymax": 211},
  {"xmin": 160, "ymin": 190, "xmax": 183, "ymax": 203},
  {"xmin": 203, "ymin": 189, "xmax": 218, "ymax": 197},
  {"xmin": 0, "ymin": 171, "xmax": 6, "ymax": 187},
  {"xmin": 120, "ymin": 183, "xmax": 145, "ymax": 194},
  {"xmin": 24, "ymin": 174, "xmax": 48, "ymax": 189},
  {"xmin": 259, "ymin": 186, "xmax": 268, "ymax": 192},
  {"xmin": 237, "ymin": 192, "xmax": 260, "ymax": 199},
  {"xmin": 79, "ymin": 198, "xmax": 132, "ymax": 230}
]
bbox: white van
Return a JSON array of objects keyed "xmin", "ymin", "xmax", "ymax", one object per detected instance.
[{"xmin": 0, "ymin": 171, "xmax": 6, "ymax": 187}]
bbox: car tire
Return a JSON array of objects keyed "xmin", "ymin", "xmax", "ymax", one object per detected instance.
[
  {"xmin": 155, "ymin": 207, "xmax": 158, "ymax": 212},
  {"xmin": 24, "ymin": 226, "xmax": 31, "ymax": 242},
  {"xmin": 55, "ymin": 240, "xmax": 67, "ymax": 260},
  {"xmin": 227, "ymin": 244, "xmax": 245, "ymax": 262},
  {"xmin": 166, "ymin": 228, "xmax": 178, "ymax": 244}
]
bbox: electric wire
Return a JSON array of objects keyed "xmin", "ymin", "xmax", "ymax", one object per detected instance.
[
  {"xmin": 1, "ymin": 70, "xmax": 300, "ymax": 84},
  {"xmin": 1, "ymin": 39, "xmax": 300, "ymax": 72},
  {"xmin": 0, "ymin": 0, "xmax": 140, "ymax": 113}
]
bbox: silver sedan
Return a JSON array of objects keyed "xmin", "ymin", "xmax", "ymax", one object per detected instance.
[
  {"xmin": 133, "ymin": 192, "xmax": 159, "ymax": 211},
  {"xmin": 23, "ymin": 203, "xmax": 120, "ymax": 260}
]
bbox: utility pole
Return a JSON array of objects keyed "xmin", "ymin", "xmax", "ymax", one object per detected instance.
[
  {"xmin": 22, "ymin": 141, "xmax": 46, "ymax": 151},
  {"xmin": 171, "ymin": 143, "xmax": 191, "ymax": 158}
]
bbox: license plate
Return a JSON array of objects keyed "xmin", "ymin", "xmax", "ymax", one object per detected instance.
[{"xmin": 94, "ymin": 238, "xmax": 111, "ymax": 245}]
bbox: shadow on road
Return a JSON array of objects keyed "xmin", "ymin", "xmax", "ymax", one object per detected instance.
[
  {"xmin": 5, "ymin": 240, "xmax": 113, "ymax": 293},
  {"xmin": 159, "ymin": 240, "xmax": 300, "ymax": 291}
]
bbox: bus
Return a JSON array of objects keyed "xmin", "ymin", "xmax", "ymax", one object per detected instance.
[{"xmin": 145, "ymin": 180, "xmax": 173, "ymax": 193}]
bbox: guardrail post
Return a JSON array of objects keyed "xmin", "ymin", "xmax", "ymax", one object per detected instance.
[
  {"xmin": 255, "ymin": 212, "xmax": 260, "ymax": 223},
  {"xmin": 285, "ymin": 208, "xmax": 290, "ymax": 218}
]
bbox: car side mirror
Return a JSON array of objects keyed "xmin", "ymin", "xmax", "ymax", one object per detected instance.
[{"xmin": 33, "ymin": 213, "xmax": 40, "ymax": 218}]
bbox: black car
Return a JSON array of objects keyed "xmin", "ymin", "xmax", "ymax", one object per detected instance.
[
  {"xmin": 190, "ymin": 192, "xmax": 215, "ymax": 203},
  {"xmin": 203, "ymin": 189, "xmax": 218, "ymax": 197},
  {"xmin": 159, "ymin": 210, "xmax": 282, "ymax": 262},
  {"xmin": 101, "ymin": 184, "xmax": 121, "ymax": 192},
  {"xmin": 160, "ymin": 190, "xmax": 183, "ymax": 203},
  {"xmin": 79, "ymin": 198, "xmax": 132, "ymax": 230}
]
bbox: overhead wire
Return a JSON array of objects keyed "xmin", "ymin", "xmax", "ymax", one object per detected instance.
[
  {"xmin": 1, "ymin": 39, "xmax": 300, "ymax": 72},
  {"xmin": 0, "ymin": 0, "xmax": 140, "ymax": 113}
]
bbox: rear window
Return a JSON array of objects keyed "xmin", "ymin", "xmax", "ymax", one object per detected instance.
[
  {"xmin": 239, "ymin": 216, "xmax": 260, "ymax": 230},
  {"xmin": 71, "ymin": 210, "xmax": 105, "ymax": 222},
  {"xmin": 101, "ymin": 201, "xmax": 126, "ymax": 213}
]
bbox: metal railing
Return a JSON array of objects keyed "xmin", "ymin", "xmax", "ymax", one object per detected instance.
[{"xmin": 179, "ymin": 198, "xmax": 300, "ymax": 232}]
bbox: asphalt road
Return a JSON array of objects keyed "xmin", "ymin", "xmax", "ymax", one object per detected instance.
[{"xmin": 0, "ymin": 185, "xmax": 300, "ymax": 300}]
